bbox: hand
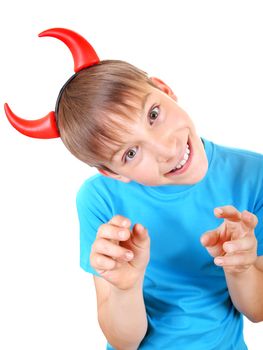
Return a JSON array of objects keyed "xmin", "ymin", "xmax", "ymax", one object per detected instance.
[
  {"xmin": 200, "ymin": 205, "xmax": 258, "ymax": 273},
  {"xmin": 90, "ymin": 215, "xmax": 150, "ymax": 290}
]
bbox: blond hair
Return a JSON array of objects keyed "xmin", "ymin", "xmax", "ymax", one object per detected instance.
[{"xmin": 57, "ymin": 60, "xmax": 154, "ymax": 172}]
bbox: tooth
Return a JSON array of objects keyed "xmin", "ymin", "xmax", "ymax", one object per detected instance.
[{"xmin": 170, "ymin": 144, "xmax": 191, "ymax": 172}]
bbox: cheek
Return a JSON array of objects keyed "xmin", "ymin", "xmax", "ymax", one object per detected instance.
[
  {"xmin": 171, "ymin": 106, "xmax": 193, "ymax": 126},
  {"xmin": 134, "ymin": 167, "xmax": 151, "ymax": 179},
  {"xmin": 132, "ymin": 160, "xmax": 159, "ymax": 182}
]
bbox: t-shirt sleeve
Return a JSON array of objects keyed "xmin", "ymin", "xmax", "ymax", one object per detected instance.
[{"xmin": 76, "ymin": 179, "xmax": 113, "ymax": 276}]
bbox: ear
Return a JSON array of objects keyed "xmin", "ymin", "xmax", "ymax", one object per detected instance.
[
  {"xmin": 149, "ymin": 77, "xmax": 177, "ymax": 101},
  {"xmin": 98, "ymin": 168, "xmax": 132, "ymax": 183}
]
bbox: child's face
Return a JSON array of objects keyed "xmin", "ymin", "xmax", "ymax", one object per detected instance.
[{"xmin": 98, "ymin": 77, "xmax": 208, "ymax": 187}]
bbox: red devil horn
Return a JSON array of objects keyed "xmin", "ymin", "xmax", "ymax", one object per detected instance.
[
  {"xmin": 5, "ymin": 28, "xmax": 99, "ymax": 139},
  {"xmin": 39, "ymin": 28, "xmax": 100, "ymax": 72},
  {"xmin": 4, "ymin": 103, "xmax": 59, "ymax": 139}
]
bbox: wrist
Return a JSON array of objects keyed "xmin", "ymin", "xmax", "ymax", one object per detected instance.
[
  {"xmin": 111, "ymin": 274, "xmax": 145, "ymax": 295},
  {"xmin": 223, "ymin": 264, "xmax": 254, "ymax": 278}
]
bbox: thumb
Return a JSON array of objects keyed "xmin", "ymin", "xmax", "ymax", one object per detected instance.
[
  {"xmin": 129, "ymin": 223, "xmax": 150, "ymax": 270},
  {"xmin": 131, "ymin": 223, "xmax": 150, "ymax": 250},
  {"xmin": 200, "ymin": 227, "xmax": 226, "ymax": 258},
  {"xmin": 200, "ymin": 228, "xmax": 220, "ymax": 247}
]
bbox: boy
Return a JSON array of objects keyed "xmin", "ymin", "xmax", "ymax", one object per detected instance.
[{"xmin": 5, "ymin": 28, "xmax": 263, "ymax": 350}]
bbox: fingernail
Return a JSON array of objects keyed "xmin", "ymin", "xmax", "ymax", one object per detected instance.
[
  {"xmin": 214, "ymin": 257, "xmax": 223, "ymax": 265},
  {"xmin": 119, "ymin": 231, "xmax": 126, "ymax": 239},
  {"xmin": 215, "ymin": 208, "xmax": 223, "ymax": 215},
  {"xmin": 121, "ymin": 220, "xmax": 129, "ymax": 227},
  {"xmin": 243, "ymin": 211, "xmax": 251, "ymax": 221},
  {"xmin": 125, "ymin": 251, "xmax": 134, "ymax": 260},
  {"xmin": 201, "ymin": 238, "xmax": 206, "ymax": 246},
  {"xmin": 137, "ymin": 223, "xmax": 144, "ymax": 231},
  {"xmin": 225, "ymin": 243, "xmax": 234, "ymax": 253}
]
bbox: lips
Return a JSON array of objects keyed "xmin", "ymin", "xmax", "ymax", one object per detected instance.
[
  {"xmin": 165, "ymin": 138, "xmax": 192, "ymax": 176},
  {"xmin": 165, "ymin": 143, "xmax": 188, "ymax": 173}
]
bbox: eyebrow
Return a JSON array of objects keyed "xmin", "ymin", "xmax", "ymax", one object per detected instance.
[{"xmin": 110, "ymin": 92, "xmax": 152, "ymax": 161}]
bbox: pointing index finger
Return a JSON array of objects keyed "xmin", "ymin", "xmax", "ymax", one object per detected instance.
[{"xmin": 214, "ymin": 205, "xmax": 241, "ymax": 222}]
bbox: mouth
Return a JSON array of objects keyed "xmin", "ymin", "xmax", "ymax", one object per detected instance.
[{"xmin": 165, "ymin": 138, "xmax": 193, "ymax": 176}]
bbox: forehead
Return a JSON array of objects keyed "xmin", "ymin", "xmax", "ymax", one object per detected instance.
[
  {"xmin": 103, "ymin": 91, "xmax": 154, "ymax": 162},
  {"xmin": 110, "ymin": 89, "xmax": 153, "ymax": 132}
]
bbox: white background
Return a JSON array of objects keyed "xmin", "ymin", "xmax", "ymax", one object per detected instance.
[{"xmin": 1, "ymin": 0, "xmax": 263, "ymax": 349}]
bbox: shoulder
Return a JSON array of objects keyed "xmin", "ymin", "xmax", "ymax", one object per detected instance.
[
  {"xmin": 76, "ymin": 173, "xmax": 140, "ymax": 212},
  {"xmin": 77, "ymin": 173, "xmax": 103, "ymax": 198},
  {"xmin": 76, "ymin": 174, "xmax": 115, "ymax": 227},
  {"xmin": 210, "ymin": 139, "xmax": 263, "ymax": 174},
  {"xmin": 77, "ymin": 172, "xmax": 142, "ymax": 201},
  {"xmin": 213, "ymin": 140, "xmax": 263, "ymax": 161},
  {"xmin": 77, "ymin": 173, "xmax": 115, "ymax": 199},
  {"xmin": 76, "ymin": 173, "xmax": 112, "ymax": 209}
]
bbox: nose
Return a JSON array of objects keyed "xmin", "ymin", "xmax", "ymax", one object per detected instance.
[{"xmin": 148, "ymin": 130, "xmax": 177, "ymax": 163}]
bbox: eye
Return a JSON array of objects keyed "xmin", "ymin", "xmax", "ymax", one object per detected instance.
[
  {"xmin": 149, "ymin": 105, "xmax": 160, "ymax": 125},
  {"xmin": 124, "ymin": 146, "xmax": 138, "ymax": 163},
  {"xmin": 123, "ymin": 105, "xmax": 160, "ymax": 164}
]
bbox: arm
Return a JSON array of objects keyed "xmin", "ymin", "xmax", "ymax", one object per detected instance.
[
  {"xmin": 90, "ymin": 215, "xmax": 150, "ymax": 350},
  {"xmin": 201, "ymin": 206, "xmax": 263, "ymax": 323},
  {"xmin": 224, "ymin": 256, "xmax": 263, "ymax": 323},
  {"xmin": 94, "ymin": 276, "xmax": 148, "ymax": 350}
]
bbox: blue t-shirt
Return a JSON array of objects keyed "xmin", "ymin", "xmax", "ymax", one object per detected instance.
[{"xmin": 76, "ymin": 138, "xmax": 263, "ymax": 350}]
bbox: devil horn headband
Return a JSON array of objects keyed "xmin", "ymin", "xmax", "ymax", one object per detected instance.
[{"xmin": 4, "ymin": 28, "xmax": 100, "ymax": 139}]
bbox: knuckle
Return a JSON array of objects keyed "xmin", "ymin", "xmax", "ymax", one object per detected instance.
[
  {"xmin": 92, "ymin": 238, "xmax": 104, "ymax": 251},
  {"xmin": 97, "ymin": 223, "xmax": 107, "ymax": 236},
  {"xmin": 90, "ymin": 242, "xmax": 96, "ymax": 255},
  {"xmin": 235, "ymin": 253, "xmax": 248, "ymax": 266},
  {"xmin": 110, "ymin": 214, "xmax": 131, "ymax": 227},
  {"xmin": 116, "ymin": 214, "xmax": 126, "ymax": 221},
  {"xmin": 230, "ymin": 205, "xmax": 238, "ymax": 212},
  {"xmin": 96, "ymin": 239, "xmax": 122, "ymax": 257},
  {"xmin": 243, "ymin": 264, "xmax": 251, "ymax": 270},
  {"xmin": 98, "ymin": 239, "xmax": 115, "ymax": 255},
  {"xmin": 95, "ymin": 238, "xmax": 106, "ymax": 252},
  {"xmin": 90, "ymin": 253, "xmax": 115, "ymax": 270},
  {"xmin": 118, "ymin": 228, "xmax": 130, "ymax": 240},
  {"xmin": 89, "ymin": 253, "xmax": 97, "ymax": 268},
  {"xmin": 98, "ymin": 224, "xmax": 118, "ymax": 240},
  {"xmin": 253, "ymin": 214, "xmax": 258, "ymax": 226},
  {"xmin": 96, "ymin": 255, "xmax": 104, "ymax": 267},
  {"xmin": 114, "ymin": 245, "xmax": 125, "ymax": 258},
  {"xmin": 109, "ymin": 214, "xmax": 123, "ymax": 223},
  {"xmin": 222, "ymin": 205, "xmax": 233, "ymax": 212},
  {"xmin": 107, "ymin": 259, "xmax": 116, "ymax": 270}
]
